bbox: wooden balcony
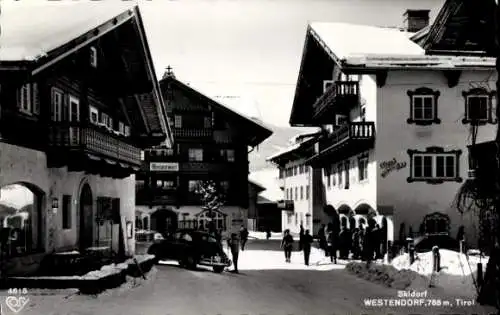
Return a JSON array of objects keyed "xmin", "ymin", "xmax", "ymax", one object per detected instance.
[
  {"xmin": 179, "ymin": 162, "xmax": 231, "ymax": 173},
  {"xmin": 48, "ymin": 124, "xmax": 141, "ymax": 177},
  {"xmin": 173, "ymin": 128, "xmax": 212, "ymax": 138},
  {"xmin": 308, "ymin": 122, "xmax": 375, "ymax": 166},
  {"xmin": 213, "ymin": 130, "xmax": 233, "ymax": 143},
  {"xmin": 312, "ymin": 81, "xmax": 359, "ymax": 122}
]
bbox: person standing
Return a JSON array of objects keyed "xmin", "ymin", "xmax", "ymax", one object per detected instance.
[
  {"xmin": 266, "ymin": 227, "xmax": 271, "ymax": 240},
  {"xmin": 318, "ymin": 224, "xmax": 327, "ymax": 257},
  {"xmin": 227, "ymin": 233, "xmax": 240, "ymax": 273},
  {"xmin": 326, "ymin": 223, "xmax": 337, "ymax": 264},
  {"xmin": 281, "ymin": 229, "xmax": 294, "ymax": 263},
  {"xmin": 302, "ymin": 230, "xmax": 313, "ymax": 266},
  {"xmin": 239, "ymin": 225, "xmax": 249, "ymax": 251}
]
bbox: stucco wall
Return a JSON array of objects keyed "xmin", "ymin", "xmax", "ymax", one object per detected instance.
[
  {"xmin": 0, "ymin": 141, "xmax": 136, "ymax": 256},
  {"xmin": 281, "ymin": 161, "xmax": 312, "ymax": 233},
  {"xmin": 375, "ymin": 69, "xmax": 497, "ymax": 245}
]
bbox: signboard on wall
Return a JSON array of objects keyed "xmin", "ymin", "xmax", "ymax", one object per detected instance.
[{"xmin": 150, "ymin": 162, "xmax": 179, "ymax": 172}]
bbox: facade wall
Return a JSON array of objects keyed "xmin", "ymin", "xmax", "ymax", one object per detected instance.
[
  {"xmin": 281, "ymin": 159, "xmax": 313, "ymax": 234},
  {"xmin": 375, "ymin": 69, "xmax": 497, "ymax": 245},
  {"xmin": 0, "ymin": 142, "xmax": 136, "ymax": 259}
]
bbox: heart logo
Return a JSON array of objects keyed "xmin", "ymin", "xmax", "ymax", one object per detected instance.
[{"xmin": 5, "ymin": 296, "xmax": 29, "ymax": 313}]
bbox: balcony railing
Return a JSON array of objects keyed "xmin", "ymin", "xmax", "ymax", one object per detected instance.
[
  {"xmin": 319, "ymin": 122, "xmax": 375, "ymax": 152},
  {"xmin": 49, "ymin": 125, "xmax": 141, "ymax": 166},
  {"xmin": 173, "ymin": 128, "xmax": 212, "ymax": 138},
  {"xmin": 312, "ymin": 81, "xmax": 359, "ymax": 118}
]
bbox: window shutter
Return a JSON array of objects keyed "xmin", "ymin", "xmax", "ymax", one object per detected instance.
[
  {"xmin": 32, "ymin": 83, "xmax": 40, "ymax": 115},
  {"xmin": 112, "ymin": 198, "xmax": 121, "ymax": 224}
]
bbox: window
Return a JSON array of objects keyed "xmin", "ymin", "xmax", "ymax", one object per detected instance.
[
  {"xmin": 423, "ymin": 212, "xmax": 450, "ymax": 235},
  {"xmin": 306, "ymin": 185, "xmax": 310, "ymax": 200},
  {"xmin": 325, "ymin": 167, "xmax": 331, "ymax": 187},
  {"xmin": 90, "ymin": 46, "xmax": 98, "ymax": 67},
  {"xmin": 124, "ymin": 126, "xmax": 130, "ymax": 137},
  {"xmin": 51, "ymin": 88, "xmax": 63, "ymax": 122},
  {"xmin": 188, "ymin": 180, "xmax": 201, "ymax": 192},
  {"xmin": 360, "ymin": 105, "xmax": 366, "ymax": 121},
  {"xmin": 306, "ymin": 214, "xmax": 311, "ymax": 227},
  {"xmin": 18, "ymin": 84, "xmax": 31, "ymax": 113},
  {"xmin": 407, "ymin": 147, "xmax": 462, "ymax": 184},
  {"xmin": 300, "ymin": 186, "xmax": 304, "ymax": 200},
  {"xmin": 294, "ymin": 187, "xmax": 298, "ymax": 200},
  {"xmin": 287, "ymin": 213, "xmax": 292, "ymax": 225},
  {"xmin": 344, "ymin": 160, "xmax": 350, "ymax": 189},
  {"xmin": 220, "ymin": 181, "xmax": 230, "ymax": 194},
  {"xmin": 407, "ymin": 87, "xmax": 440, "ymax": 125},
  {"xmin": 62, "ymin": 195, "xmax": 72, "ymax": 229},
  {"xmin": 118, "ymin": 122, "xmax": 125, "ymax": 134},
  {"xmin": 107, "ymin": 116, "xmax": 113, "ymax": 129},
  {"xmin": 337, "ymin": 164, "xmax": 343, "ymax": 187},
  {"xmin": 188, "ymin": 148, "xmax": 203, "ymax": 161},
  {"xmin": 140, "ymin": 151, "xmax": 145, "ymax": 161},
  {"xmin": 69, "ymin": 95, "xmax": 80, "ymax": 122},
  {"xmin": 295, "ymin": 213, "xmax": 298, "ymax": 225},
  {"xmin": 331, "ymin": 165, "xmax": 336, "ymax": 186},
  {"xmin": 204, "ymin": 116, "xmax": 212, "ymax": 128},
  {"xmin": 293, "ymin": 167, "xmax": 297, "ymax": 176},
  {"xmin": 174, "ymin": 115, "xmax": 182, "ymax": 128},
  {"xmin": 220, "ymin": 149, "xmax": 235, "ymax": 162},
  {"xmin": 462, "ymin": 88, "xmax": 495, "ymax": 124},
  {"xmin": 196, "ymin": 210, "xmax": 226, "ymax": 231},
  {"xmin": 89, "ymin": 106, "xmax": 99, "ymax": 124},
  {"xmin": 358, "ymin": 154, "xmax": 369, "ymax": 182}
]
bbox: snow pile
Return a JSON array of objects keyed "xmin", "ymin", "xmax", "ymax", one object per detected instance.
[
  {"xmin": 345, "ymin": 261, "xmax": 429, "ymax": 290},
  {"xmin": 82, "ymin": 263, "xmax": 128, "ymax": 280},
  {"xmin": 125, "ymin": 254, "xmax": 155, "ymax": 265},
  {"xmin": 95, "ymin": 267, "xmax": 158, "ymax": 300},
  {"xmin": 391, "ymin": 249, "xmax": 486, "ymax": 297}
]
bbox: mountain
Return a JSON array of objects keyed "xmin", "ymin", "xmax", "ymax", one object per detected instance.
[{"xmin": 249, "ymin": 124, "xmax": 318, "ymax": 172}]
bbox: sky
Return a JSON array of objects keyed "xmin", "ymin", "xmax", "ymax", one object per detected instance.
[
  {"xmin": 137, "ymin": 0, "xmax": 445, "ymax": 126},
  {"xmin": 2, "ymin": 0, "xmax": 444, "ymax": 127}
]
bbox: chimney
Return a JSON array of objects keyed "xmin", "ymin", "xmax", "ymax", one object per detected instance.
[{"xmin": 403, "ymin": 9, "xmax": 430, "ymax": 32}]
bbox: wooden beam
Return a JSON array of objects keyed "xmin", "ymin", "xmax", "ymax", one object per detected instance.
[
  {"xmin": 376, "ymin": 71, "xmax": 388, "ymax": 88},
  {"xmin": 443, "ymin": 70, "xmax": 462, "ymax": 88}
]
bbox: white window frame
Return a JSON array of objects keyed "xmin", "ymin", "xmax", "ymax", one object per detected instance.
[
  {"xmin": 90, "ymin": 46, "xmax": 98, "ymax": 68},
  {"xmin": 411, "ymin": 153, "xmax": 457, "ymax": 180},
  {"xmin": 100, "ymin": 113, "xmax": 109, "ymax": 127},
  {"xmin": 19, "ymin": 84, "xmax": 31, "ymax": 114},
  {"xmin": 188, "ymin": 148, "xmax": 203, "ymax": 162},
  {"xmin": 188, "ymin": 180, "xmax": 200, "ymax": 192},
  {"xmin": 412, "ymin": 95, "xmax": 435, "ymax": 121},
  {"xmin": 89, "ymin": 105, "xmax": 99, "ymax": 124},
  {"xmin": 124, "ymin": 126, "xmax": 130, "ymax": 137},
  {"xmin": 466, "ymin": 95, "xmax": 489, "ymax": 122},
  {"xmin": 118, "ymin": 121, "xmax": 125, "ymax": 134},
  {"xmin": 107, "ymin": 116, "xmax": 113, "ymax": 130},
  {"xmin": 51, "ymin": 88, "xmax": 64, "ymax": 122},
  {"xmin": 358, "ymin": 155, "xmax": 369, "ymax": 182},
  {"xmin": 68, "ymin": 95, "xmax": 80, "ymax": 122}
]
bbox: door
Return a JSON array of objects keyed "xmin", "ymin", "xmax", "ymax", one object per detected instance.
[{"xmin": 79, "ymin": 184, "xmax": 93, "ymax": 250}]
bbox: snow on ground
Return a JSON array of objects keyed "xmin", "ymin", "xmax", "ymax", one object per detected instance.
[
  {"xmin": 222, "ymin": 246, "xmax": 346, "ymax": 271},
  {"xmin": 248, "ymin": 231, "xmax": 284, "ymax": 240},
  {"xmin": 391, "ymin": 249, "xmax": 487, "ymax": 298}
]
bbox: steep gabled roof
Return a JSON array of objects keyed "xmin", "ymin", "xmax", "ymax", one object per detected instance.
[
  {"xmin": 160, "ymin": 76, "xmax": 273, "ymax": 147},
  {"xmin": 0, "ymin": 2, "xmax": 172, "ymax": 145}
]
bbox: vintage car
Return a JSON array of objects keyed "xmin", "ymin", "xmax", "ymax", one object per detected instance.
[{"xmin": 147, "ymin": 229, "xmax": 231, "ymax": 273}]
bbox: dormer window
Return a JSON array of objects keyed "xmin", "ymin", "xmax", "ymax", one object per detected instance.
[
  {"xmin": 462, "ymin": 88, "xmax": 496, "ymax": 124},
  {"xmin": 100, "ymin": 113, "xmax": 108, "ymax": 127},
  {"xmin": 119, "ymin": 122, "xmax": 125, "ymax": 134},
  {"xmin": 18, "ymin": 84, "xmax": 31, "ymax": 114},
  {"xmin": 90, "ymin": 46, "xmax": 97, "ymax": 68},
  {"xmin": 124, "ymin": 126, "xmax": 130, "ymax": 137},
  {"xmin": 107, "ymin": 116, "xmax": 113, "ymax": 130}
]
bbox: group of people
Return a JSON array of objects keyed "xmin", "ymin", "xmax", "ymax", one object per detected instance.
[
  {"xmin": 318, "ymin": 218, "xmax": 385, "ymax": 263},
  {"xmin": 280, "ymin": 217, "xmax": 385, "ymax": 266}
]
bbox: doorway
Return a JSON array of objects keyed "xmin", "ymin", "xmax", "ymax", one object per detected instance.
[{"xmin": 79, "ymin": 184, "xmax": 93, "ymax": 250}]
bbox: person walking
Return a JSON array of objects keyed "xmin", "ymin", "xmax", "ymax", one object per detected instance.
[
  {"xmin": 326, "ymin": 224, "xmax": 337, "ymax": 264},
  {"xmin": 227, "ymin": 233, "xmax": 240, "ymax": 273},
  {"xmin": 302, "ymin": 229, "xmax": 313, "ymax": 266},
  {"xmin": 299, "ymin": 224, "xmax": 305, "ymax": 251},
  {"xmin": 239, "ymin": 225, "xmax": 249, "ymax": 251},
  {"xmin": 266, "ymin": 227, "xmax": 271, "ymax": 240},
  {"xmin": 281, "ymin": 229, "xmax": 294, "ymax": 263}
]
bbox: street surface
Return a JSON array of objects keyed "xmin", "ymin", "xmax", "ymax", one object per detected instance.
[{"xmin": 6, "ymin": 239, "xmax": 497, "ymax": 315}]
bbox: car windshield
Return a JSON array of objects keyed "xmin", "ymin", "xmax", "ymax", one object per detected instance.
[{"xmin": 200, "ymin": 234, "xmax": 218, "ymax": 243}]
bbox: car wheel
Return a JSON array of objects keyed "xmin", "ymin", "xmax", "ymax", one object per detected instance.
[
  {"xmin": 213, "ymin": 266, "xmax": 224, "ymax": 273},
  {"xmin": 184, "ymin": 255, "xmax": 197, "ymax": 270}
]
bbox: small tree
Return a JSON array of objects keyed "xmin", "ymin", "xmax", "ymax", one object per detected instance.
[{"xmin": 195, "ymin": 180, "xmax": 225, "ymax": 233}]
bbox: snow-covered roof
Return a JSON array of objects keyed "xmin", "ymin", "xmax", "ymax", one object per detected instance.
[
  {"xmin": 0, "ymin": 1, "xmax": 135, "ymax": 61},
  {"xmin": 249, "ymin": 169, "xmax": 283, "ymax": 203},
  {"xmin": 266, "ymin": 143, "xmax": 302, "ymax": 162},
  {"xmin": 344, "ymin": 55, "xmax": 496, "ymax": 70},
  {"xmin": 309, "ymin": 22, "xmax": 424, "ymax": 61}
]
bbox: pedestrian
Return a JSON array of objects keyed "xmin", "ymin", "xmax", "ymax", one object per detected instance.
[
  {"xmin": 239, "ymin": 225, "xmax": 249, "ymax": 251},
  {"xmin": 299, "ymin": 224, "xmax": 305, "ymax": 251},
  {"xmin": 318, "ymin": 224, "xmax": 327, "ymax": 257},
  {"xmin": 326, "ymin": 223, "xmax": 337, "ymax": 264},
  {"xmin": 266, "ymin": 226, "xmax": 271, "ymax": 240},
  {"xmin": 352, "ymin": 228, "xmax": 360, "ymax": 259},
  {"xmin": 302, "ymin": 229, "xmax": 313, "ymax": 266},
  {"xmin": 227, "ymin": 233, "xmax": 240, "ymax": 273},
  {"xmin": 281, "ymin": 229, "xmax": 294, "ymax": 263}
]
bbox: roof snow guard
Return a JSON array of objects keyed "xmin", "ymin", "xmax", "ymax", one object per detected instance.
[{"xmin": 0, "ymin": 2, "xmax": 173, "ymax": 145}]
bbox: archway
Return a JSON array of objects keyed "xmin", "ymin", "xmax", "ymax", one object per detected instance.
[
  {"xmin": 79, "ymin": 183, "xmax": 93, "ymax": 250},
  {"xmin": 0, "ymin": 183, "xmax": 44, "ymax": 257},
  {"xmin": 151, "ymin": 208, "xmax": 178, "ymax": 235}
]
